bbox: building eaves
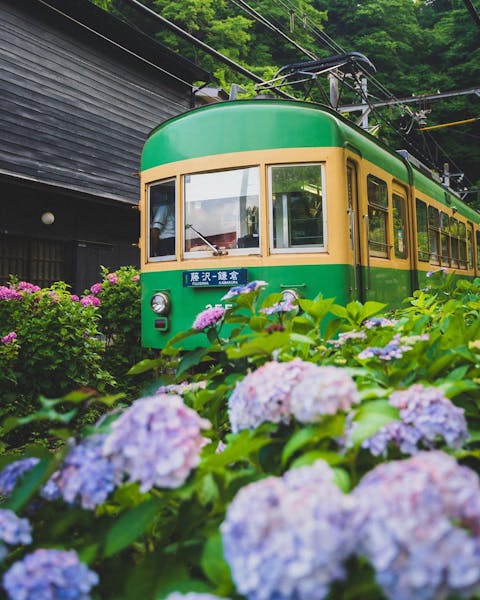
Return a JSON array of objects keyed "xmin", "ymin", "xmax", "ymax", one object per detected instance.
[{"xmin": 30, "ymin": 0, "xmax": 213, "ymax": 85}]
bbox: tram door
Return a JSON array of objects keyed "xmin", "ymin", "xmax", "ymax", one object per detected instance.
[{"xmin": 346, "ymin": 161, "xmax": 364, "ymax": 302}]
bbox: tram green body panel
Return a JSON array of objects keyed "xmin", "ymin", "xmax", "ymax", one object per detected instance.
[
  {"xmin": 361, "ymin": 266, "xmax": 412, "ymax": 307},
  {"xmin": 142, "ymin": 100, "xmax": 409, "ymax": 185},
  {"xmin": 141, "ymin": 263, "xmax": 411, "ymax": 349}
]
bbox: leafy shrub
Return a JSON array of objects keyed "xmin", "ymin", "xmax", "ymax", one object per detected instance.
[
  {"xmin": 85, "ymin": 266, "xmax": 155, "ymax": 398},
  {"xmin": 0, "ymin": 279, "xmax": 113, "ymax": 403},
  {"xmin": 0, "ymin": 270, "xmax": 479, "ymax": 599}
]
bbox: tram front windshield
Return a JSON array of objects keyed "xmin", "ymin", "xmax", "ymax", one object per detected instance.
[{"xmin": 184, "ymin": 167, "xmax": 260, "ymax": 255}]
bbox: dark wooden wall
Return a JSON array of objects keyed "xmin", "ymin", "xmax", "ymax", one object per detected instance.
[{"xmin": 0, "ymin": 0, "xmax": 210, "ymax": 292}]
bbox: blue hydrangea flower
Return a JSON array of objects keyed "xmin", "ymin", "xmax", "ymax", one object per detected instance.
[
  {"xmin": 362, "ymin": 385, "xmax": 468, "ymax": 456},
  {"xmin": 228, "ymin": 359, "xmax": 318, "ymax": 432},
  {"xmin": 103, "ymin": 394, "xmax": 211, "ymax": 492},
  {"xmin": 352, "ymin": 451, "xmax": 480, "ymax": 600},
  {"xmin": 41, "ymin": 435, "xmax": 115, "ymax": 510},
  {"xmin": 221, "ymin": 460, "xmax": 356, "ymax": 600},
  {"xmin": 3, "ymin": 548, "xmax": 98, "ymax": 600},
  {"xmin": 0, "ymin": 509, "xmax": 31, "ymax": 561},
  {"xmin": 221, "ymin": 280, "xmax": 267, "ymax": 300},
  {"xmin": 290, "ymin": 365, "xmax": 360, "ymax": 423},
  {"xmin": 0, "ymin": 458, "xmax": 40, "ymax": 496}
]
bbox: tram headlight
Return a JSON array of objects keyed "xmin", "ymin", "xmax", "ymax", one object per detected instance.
[{"xmin": 150, "ymin": 292, "xmax": 171, "ymax": 315}]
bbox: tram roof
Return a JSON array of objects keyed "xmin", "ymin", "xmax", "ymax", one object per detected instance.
[{"xmin": 141, "ymin": 99, "xmax": 477, "ymax": 221}]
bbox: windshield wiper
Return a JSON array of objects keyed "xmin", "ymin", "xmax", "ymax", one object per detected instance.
[{"xmin": 186, "ymin": 224, "xmax": 228, "ymax": 256}]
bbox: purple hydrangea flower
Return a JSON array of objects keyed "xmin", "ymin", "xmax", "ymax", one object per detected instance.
[
  {"xmin": 260, "ymin": 297, "xmax": 296, "ymax": 315},
  {"xmin": 426, "ymin": 267, "xmax": 448, "ymax": 278},
  {"xmin": 221, "ymin": 460, "xmax": 356, "ymax": 600},
  {"xmin": 3, "ymin": 548, "xmax": 99, "ymax": 600},
  {"xmin": 0, "ymin": 458, "xmax": 40, "ymax": 496},
  {"xmin": 0, "ymin": 509, "xmax": 31, "ymax": 560},
  {"xmin": 156, "ymin": 381, "xmax": 207, "ymax": 395},
  {"xmin": 352, "ymin": 451, "xmax": 480, "ymax": 600},
  {"xmin": 362, "ymin": 317, "xmax": 398, "ymax": 329},
  {"xmin": 41, "ymin": 435, "xmax": 115, "ymax": 509},
  {"xmin": 290, "ymin": 366, "xmax": 360, "ymax": 423},
  {"xmin": 221, "ymin": 280, "xmax": 267, "ymax": 300},
  {"xmin": 80, "ymin": 295, "xmax": 101, "ymax": 307},
  {"xmin": 228, "ymin": 359, "xmax": 318, "ymax": 432},
  {"xmin": 330, "ymin": 330, "xmax": 367, "ymax": 347},
  {"xmin": 89, "ymin": 282, "xmax": 102, "ymax": 295},
  {"xmin": 70, "ymin": 294, "xmax": 80, "ymax": 302},
  {"xmin": 192, "ymin": 306, "xmax": 225, "ymax": 330},
  {"xmin": 358, "ymin": 334, "xmax": 411, "ymax": 361},
  {"xmin": 103, "ymin": 394, "xmax": 211, "ymax": 492},
  {"xmin": 165, "ymin": 594, "xmax": 230, "ymax": 600},
  {"xmin": 362, "ymin": 385, "xmax": 468, "ymax": 456},
  {"xmin": 1, "ymin": 332, "xmax": 17, "ymax": 345}
]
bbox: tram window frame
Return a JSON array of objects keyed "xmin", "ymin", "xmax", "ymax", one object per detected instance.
[
  {"xmin": 428, "ymin": 206, "xmax": 441, "ymax": 265},
  {"xmin": 268, "ymin": 162, "xmax": 326, "ymax": 254},
  {"xmin": 467, "ymin": 223, "xmax": 474, "ymax": 270},
  {"xmin": 367, "ymin": 175, "xmax": 389, "ymax": 259},
  {"xmin": 450, "ymin": 217, "xmax": 460, "ymax": 268},
  {"xmin": 147, "ymin": 178, "xmax": 177, "ymax": 262},
  {"xmin": 416, "ymin": 199, "xmax": 429, "ymax": 262},
  {"xmin": 476, "ymin": 230, "xmax": 480, "ymax": 270},
  {"xmin": 440, "ymin": 211, "xmax": 450, "ymax": 266},
  {"xmin": 183, "ymin": 166, "xmax": 261, "ymax": 258},
  {"xmin": 392, "ymin": 193, "xmax": 407, "ymax": 259},
  {"xmin": 458, "ymin": 221, "xmax": 467, "ymax": 269}
]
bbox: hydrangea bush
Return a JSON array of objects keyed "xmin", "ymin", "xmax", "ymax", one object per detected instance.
[{"xmin": 0, "ymin": 270, "xmax": 479, "ymax": 599}]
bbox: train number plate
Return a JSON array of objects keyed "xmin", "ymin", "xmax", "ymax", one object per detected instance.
[{"xmin": 183, "ymin": 268, "xmax": 248, "ymax": 288}]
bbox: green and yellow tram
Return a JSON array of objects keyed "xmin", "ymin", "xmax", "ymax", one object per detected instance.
[{"xmin": 139, "ymin": 99, "xmax": 480, "ymax": 349}]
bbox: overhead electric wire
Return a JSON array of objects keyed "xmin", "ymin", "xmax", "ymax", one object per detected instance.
[
  {"xmin": 229, "ymin": 0, "xmax": 316, "ymax": 60},
  {"xmin": 236, "ymin": 0, "xmax": 472, "ymax": 184},
  {"xmin": 120, "ymin": 0, "xmax": 295, "ymax": 99}
]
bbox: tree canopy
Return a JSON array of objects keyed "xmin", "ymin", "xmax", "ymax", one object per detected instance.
[{"xmin": 93, "ymin": 0, "xmax": 479, "ymax": 203}]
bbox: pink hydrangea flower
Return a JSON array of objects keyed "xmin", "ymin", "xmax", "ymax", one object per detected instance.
[
  {"xmin": 80, "ymin": 295, "xmax": 101, "ymax": 307},
  {"xmin": 1, "ymin": 332, "xmax": 17, "ymax": 345},
  {"xmin": 192, "ymin": 306, "xmax": 226, "ymax": 330},
  {"xmin": 90, "ymin": 283, "xmax": 102, "ymax": 295},
  {"xmin": 106, "ymin": 273, "xmax": 118, "ymax": 285}
]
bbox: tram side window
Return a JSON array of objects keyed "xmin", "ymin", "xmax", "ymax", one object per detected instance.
[
  {"xmin": 149, "ymin": 179, "xmax": 176, "ymax": 260},
  {"xmin": 367, "ymin": 175, "xmax": 389, "ymax": 258},
  {"xmin": 269, "ymin": 163, "xmax": 324, "ymax": 251},
  {"xmin": 393, "ymin": 194, "xmax": 407, "ymax": 259},
  {"xmin": 184, "ymin": 167, "xmax": 260, "ymax": 255},
  {"xmin": 428, "ymin": 207, "xmax": 441, "ymax": 265},
  {"xmin": 416, "ymin": 199, "xmax": 429, "ymax": 262}
]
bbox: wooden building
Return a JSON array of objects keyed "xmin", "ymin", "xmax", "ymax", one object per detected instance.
[{"xmin": 0, "ymin": 0, "xmax": 211, "ymax": 293}]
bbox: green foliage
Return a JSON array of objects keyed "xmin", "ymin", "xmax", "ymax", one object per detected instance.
[{"xmin": 88, "ymin": 266, "xmax": 155, "ymax": 398}]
